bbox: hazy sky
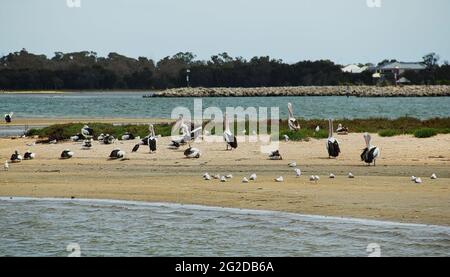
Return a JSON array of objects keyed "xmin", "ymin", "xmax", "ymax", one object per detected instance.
[{"xmin": 1, "ymin": 0, "xmax": 449, "ymax": 64}]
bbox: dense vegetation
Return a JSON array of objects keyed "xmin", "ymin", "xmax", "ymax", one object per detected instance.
[
  {"xmin": 26, "ymin": 117, "xmax": 450, "ymax": 141},
  {"xmin": 1, "ymin": 50, "xmax": 449, "ymax": 90}
]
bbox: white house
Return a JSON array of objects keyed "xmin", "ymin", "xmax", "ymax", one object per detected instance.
[{"xmin": 341, "ymin": 64, "xmax": 368, "ymax": 74}]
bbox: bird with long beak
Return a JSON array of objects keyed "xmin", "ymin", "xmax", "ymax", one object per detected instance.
[{"xmin": 287, "ymin": 103, "xmax": 300, "ymax": 131}]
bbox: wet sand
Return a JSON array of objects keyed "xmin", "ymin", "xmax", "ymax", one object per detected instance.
[{"xmin": 0, "ymin": 133, "xmax": 449, "ymax": 226}]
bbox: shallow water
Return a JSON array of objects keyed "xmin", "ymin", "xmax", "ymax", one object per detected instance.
[
  {"xmin": 0, "ymin": 197, "xmax": 449, "ymax": 257},
  {"xmin": 1, "ymin": 92, "xmax": 449, "ymax": 119}
]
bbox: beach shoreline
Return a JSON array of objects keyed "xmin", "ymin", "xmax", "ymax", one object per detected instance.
[{"xmin": 1, "ymin": 134, "xmax": 449, "ymax": 226}]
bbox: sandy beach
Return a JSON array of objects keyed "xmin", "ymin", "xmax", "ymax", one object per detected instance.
[{"xmin": 0, "ymin": 133, "xmax": 449, "ymax": 226}]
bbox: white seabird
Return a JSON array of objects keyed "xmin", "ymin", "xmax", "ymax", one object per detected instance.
[
  {"xmin": 294, "ymin": 168, "xmax": 301, "ymax": 177},
  {"xmin": 223, "ymin": 113, "xmax": 238, "ymax": 150},
  {"xmin": 430, "ymin": 173, "xmax": 437, "ymax": 180},
  {"xmin": 326, "ymin": 119, "xmax": 340, "ymax": 158},
  {"xmin": 288, "ymin": 161, "xmax": 297, "ymax": 167},
  {"xmin": 275, "ymin": 176, "xmax": 284, "ymax": 182},
  {"xmin": 169, "ymin": 116, "xmax": 191, "ymax": 149},
  {"xmin": 287, "ymin": 103, "xmax": 300, "ymax": 131},
  {"xmin": 249, "ymin": 173, "xmax": 257, "ymax": 181},
  {"xmin": 329, "ymin": 173, "xmax": 336, "ymax": 179},
  {"xmin": 4, "ymin": 112, "xmax": 13, "ymax": 123},
  {"xmin": 348, "ymin": 172, "xmax": 355, "ymax": 178},
  {"xmin": 184, "ymin": 146, "xmax": 201, "ymax": 158},
  {"xmin": 4, "ymin": 160, "xmax": 9, "ymax": 171},
  {"xmin": 60, "ymin": 149, "xmax": 74, "ymax": 159},
  {"xmin": 361, "ymin": 133, "xmax": 380, "ymax": 166},
  {"xmin": 23, "ymin": 150, "xmax": 35, "ymax": 160},
  {"xmin": 81, "ymin": 125, "xmax": 94, "ymax": 139}
]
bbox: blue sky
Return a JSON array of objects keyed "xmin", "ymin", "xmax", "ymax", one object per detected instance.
[{"xmin": 1, "ymin": 0, "xmax": 449, "ymax": 64}]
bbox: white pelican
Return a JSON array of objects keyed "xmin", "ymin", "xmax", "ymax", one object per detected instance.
[
  {"xmin": 102, "ymin": 134, "xmax": 115, "ymax": 145},
  {"xmin": 4, "ymin": 112, "xmax": 13, "ymax": 123},
  {"xmin": 326, "ymin": 119, "xmax": 340, "ymax": 158},
  {"xmin": 223, "ymin": 113, "xmax": 237, "ymax": 150},
  {"xmin": 275, "ymin": 176, "xmax": 284, "ymax": 182},
  {"xmin": 109, "ymin": 148, "xmax": 125, "ymax": 159},
  {"xmin": 431, "ymin": 173, "xmax": 437, "ymax": 179},
  {"xmin": 121, "ymin": 132, "xmax": 135, "ymax": 141},
  {"xmin": 10, "ymin": 150, "xmax": 22, "ymax": 163},
  {"xmin": 60, "ymin": 149, "xmax": 74, "ymax": 159},
  {"xmin": 269, "ymin": 150, "xmax": 283, "ymax": 160},
  {"xmin": 97, "ymin": 133, "xmax": 105, "ymax": 141},
  {"xmin": 132, "ymin": 124, "xmax": 157, "ymax": 153},
  {"xmin": 4, "ymin": 160, "xmax": 9, "ymax": 171},
  {"xmin": 81, "ymin": 125, "xmax": 94, "ymax": 139},
  {"xmin": 336, "ymin": 123, "xmax": 349, "ymax": 134},
  {"xmin": 360, "ymin": 133, "xmax": 380, "ymax": 166},
  {"xmin": 287, "ymin": 103, "xmax": 300, "ymax": 131},
  {"xmin": 23, "ymin": 150, "xmax": 35, "ymax": 160},
  {"xmin": 169, "ymin": 116, "xmax": 191, "ymax": 149},
  {"xmin": 184, "ymin": 146, "xmax": 201, "ymax": 158},
  {"xmin": 249, "ymin": 173, "xmax": 257, "ymax": 181}
]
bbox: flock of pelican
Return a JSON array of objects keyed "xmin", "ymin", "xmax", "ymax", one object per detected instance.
[{"xmin": 2, "ymin": 104, "xmax": 438, "ymax": 184}]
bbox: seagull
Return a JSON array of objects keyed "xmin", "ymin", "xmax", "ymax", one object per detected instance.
[
  {"xmin": 4, "ymin": 160, "xmax": 9, "ymax": 171},
  {"xmin": 310, "ymin": 175, "xmax": 320, "ymax": 183},
  {"xmin": 287, "ymin": 103, "xmax": 300, "ymax": 131},
  {"xmin": 225, "ymin": 174, "xmax": 233, "ymax": 179},
  {"xmin": 184, "ymin": 145, "xmax": 201, "ymax": 158},
  {"xmin": 415, "ymin": 177, "xmax": 423, "ymax": 184},
  {"xmin": 315, "ymin": 126, "xmax": 320, "ymax": 133},
  {"xmin": 4, "ymin": 112, "xmax": 13, "ymax": 123},
  {"xmin": 275, "ymin": 176, "xmax": 284, "ymax": 182},
  {"xmin": 121, "ymin": 132, "xmax": 135, "ymax": 141},
  {"xmin": 294, "ymin": 168, "xmax": 301, "ymax": 177},
  {"xmin": 249, "ymin": 173, "xmax": 257, "ymax": 181},
  {"xmin": 10, "ymin": 150, "xmax": 23, "ymax": 163},
  {"xmin": 430, "ymin": 173, "xmax": 437, "ymax": 180},
  {"xmin": 109, "ymin": 148, "xmax": 125, "ymax": 159},
  {"xmin": 60, "ymin": 149, "xmax": 74, "ymax": 159},
  {"xmin": 326, "ymin": 119, "xmax": 340, "ymax": 158},
  {"xmin": 242, "ymin": 177, "xmax": 249, "ymax": 183},
  {"xmin": 411, "ymin": 176, "xmax": 417, "ymax": 182},
  {"xmin": 283, "ymin": 134, "xmax": 289, "ymax": 142},
  {"xmin": 49, "ymin": 139, "xmax": 57, "ymax": 144},
  {"xmin": 361, "ymin": 133, "xmax": 380, "ymax": 166},
  {"xmin": 220, "ymin": 176, "xmax": 227, "ymax": 182},
  {"xmin": 348, "ymin": 172, "xmax": 355, "ymax": 178},
  {"xmin": 203, "ymin": 173, "xmax": 211, "ymax": 180},
  {"xmin": 23, "ymin": 150, "xmax": 35, "ymax": 160},
  {"xmin": 288, "ymin": 161, "xmax": 297, "ymax": 167},
  {"xmin": 269, "ymin": 150, "xmax": 283, "ymax": 160},
  {"xmin": 223, "ymin": 112, "xmax": 238, "ymax": 150},
  {"xmin": 329, "ymin": 173, "xmax": 336, "ymax": 178}
]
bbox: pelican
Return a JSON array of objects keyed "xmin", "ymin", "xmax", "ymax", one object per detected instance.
[
  {"xmin": 70, "ymin": 133, "xmax": 83, "ymax": 142},
  {"xmin": 109, "ymin": 148, "xmax": 125, "ymax": 159},
  {"xmin": 132, "ymin": 124, "xmax": 157, "ymax": 153},
  {"xmin": 60, "ymin": 149, "xmax": 74, "ymax": 159},
  {"xmin": 269, "ymin": 150, "xmax": 283, "ymax": 160},
  {"xmin": 360, "ymin": 133, "xmax": 380, "ymax": 166},
  {"xmin": 4, "ymin": 112, "xmax": 13, "ymax": 123},
  {"xmin": 191, "ymin": 125, "xmax": 203, "ymax": 141},
  {"xmin": 249, "ymin": 173, "xmax": 257, "ymax": 181},
  {"xmin": 184, "ymin": 145, "xmax": 201, "ymax": 158},
  {"xmin": 121, "ymin": 132, "xmax": 135, "ymax": 141},
  {"xmin": 10, "ymin": 150, "xmax": 22, "ymax": 163},
  {"xmin": 326, "ymin": 119, "xmax": 340, "ymax": 158},
  {"xmin": 169, "ymin": 116, "xmax": 191, "ymax": 149},
  {"xmin": 336, "ymin": 123, "xmax": 349, "ymax": 134},
  {"xmin": 82, "ymin": 139, "xmax": 93, "ymax": 149},
  {"xmin": 4, "ymin": 160, "xmax": 9, "ymax": 171},
  {"xmin": 220, "ymin": 176, "xmax": 227, "ymax": 182},
  {"xmin": 81, "ymin": 125, "xmax": 94, "ymax": 139},
  {"xmin": 275, "ymin": 176, "xmax": 284, "ymax": 182},
  {"xmin": 287, "ymin": 103, "xmax": 300, "ymax": 131},
  {"xmin": 223, "ymin": 113, "xmax": 237, "ymax": 150},
  {"xmin": 23, "ymin": 150, "xmax": 35, "ymax": 160},
  {"xmin": 97, "ymin": 133, "xmax": 105, "ymax": 141},
  {"xmin": 102, "ymin": 134, "xmax": 115, "ymax": 145}
]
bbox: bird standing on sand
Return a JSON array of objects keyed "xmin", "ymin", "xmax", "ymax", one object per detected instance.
[
  {"xmin": 326, "ymin": 119, "xmax": 340, "ymax": 158},
  {"xmin": 109, "ymin": 148, "xmax": 125, "ymax": 159},
  {"xmin": 249, "ymin": 173, "xmax": 257, "ymax": 181},
  {"xmin": 431, "ymin": 173, "xmax": 437, "ymax": 180},
  {"xmin": 169, "ymin": 116, "xmax": 191, "ymax": 149},
  {"xmin": 360, "ymin": 133, "xmax": 380, "ymax": 166},
  {"xmin": 348, "ymin": 172, "xmax": 355, "ymax": 178},
  {"xmin": 242, "ymin": 177, "xmax": 249, "ymax": 183},
  {"xmin": 283, "ymin": 135, "xmax": 289, "ymax": 142},
  {"xmin": 60, "ymin": 149, "xmax": 74, "ymax": 159},
  {"xmin": 294, "ymin": 168, "xmax": 301, "ymax": 177},
  {"xmin": 4, "ymin": 112, "xmax": 13, "ymax": 123},
  {"xmin": 329, "ymin": 173, "xmax": 335, "ymax": 178},
  {"xmin": 223, "ymin": 113, "xmax": 238, "ymax": 150},
  {"xmin": 81, "ymin": 125, "xmax": 94, "ymax": 139},
  {"xmin": 4, "ymin": 160, "xmax": 9, "ymax": 171},
  {"xmin": 287, "ymin": 103, "xmax": 300, "ymax": 131},
  {"xmin": 132, "ymin": 124, "xmax": 157, "ymax": 153},
  {"xmin": 336, "ymin": 123, "xmax": 349, "ymax": 134}
]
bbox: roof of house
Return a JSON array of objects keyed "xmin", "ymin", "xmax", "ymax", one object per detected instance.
[
  {"xmin": 379, "ymin": 62, "xmax": 426, "ymax": 71},
  {"xmin": 397, "ymin": 77, "xmax": 411, "ymax": 83},
  {"xmin": 342, "ymin": 64, "xmax": 367, "ymax": 73}
]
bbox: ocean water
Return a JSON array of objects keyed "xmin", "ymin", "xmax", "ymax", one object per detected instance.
[
  {"xmin": 1, "ymin": 92, "xmax": 449, "ymax": 120},
  {"xmin": 0, "ymin": 197, "xmax": 449, "ymax": 257}
]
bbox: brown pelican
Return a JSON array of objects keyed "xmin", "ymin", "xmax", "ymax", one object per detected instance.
[
  {"xmin": 287, "ymin": 103, "xmax": 300, "ymax": 131},
  {"xmin": 223, "ymin": 113, "xmax": 237, "ymax": 150},
  {"xmin": 360, "ymin": 133, "xmax": 380, "ymax": 166},
  {"xmin": 326, "ymin": 119, "xmax": 340, "ymax": 158}
]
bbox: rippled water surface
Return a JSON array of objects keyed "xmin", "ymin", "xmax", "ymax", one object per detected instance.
[
  {"xmin": 1, "ymin": 92, "xmax": 449, "ymax": 119},
  {"xmin": 0, "ymin": 197, "xmax": 449, "ymax": 257}
]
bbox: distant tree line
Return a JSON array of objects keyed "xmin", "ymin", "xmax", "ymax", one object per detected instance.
[{"xmin": 0, "ymin": 49, "xmax": 449, "ymax": 90}]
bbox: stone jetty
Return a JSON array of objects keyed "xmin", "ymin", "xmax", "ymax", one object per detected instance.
[{"xmin": 151, "ymin": 85, "xmax": 450, "ymax": 97}]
